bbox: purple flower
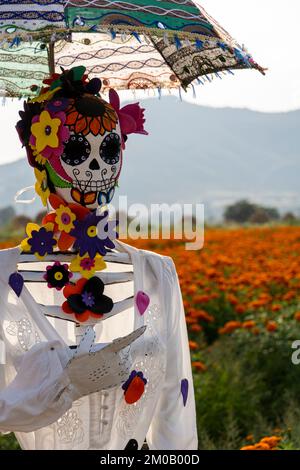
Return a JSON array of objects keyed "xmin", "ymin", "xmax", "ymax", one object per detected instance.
[
  {"xmin": 70, "ymin": 211, "xmax": 115, "ymax": 258},
  {"xmin": 46, "ymin": 97, "xmax": 69, "ymax": 113},
  {"xmin": 81, "ymin": 291, "xmax": 95, "ymax": 308},
  {"xmin": 28, "ymin": 227, "xmax": 57, "ymax": 257}
]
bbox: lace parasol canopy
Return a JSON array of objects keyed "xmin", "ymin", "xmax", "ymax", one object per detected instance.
[{"xmin": 0, "ymin": 0, "xmax": 264, "ymax": 97}]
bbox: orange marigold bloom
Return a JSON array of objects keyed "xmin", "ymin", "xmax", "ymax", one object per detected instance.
[
  {"xmin": 245, "ymin": 434, "xmax": 254, "ymax": 442},
  {"xmin": 253, "ymin": 443, "xmax": 271, "ymax": 450},
  {"xmin": 194, "ymin": 294, "xmax": 210, "ymax": 303},
  {"xmin": 66, "ymin": 95, "xmax": 118, "ymax": 136},
  {"xmin": 189, "ymin": 340, "xmax": 199, "ymax": 351},
  {"xmin": 192, "ymin": 361, "xmax": 207, "ymax": 372},
  {"xmin": 190, "ymin": 324, "xmax": 203, "ymax": 332},
  {"xmin": 294, "ymin": 312, "xmax": 300, "ymax": 322},
  {"xmin": 260, "ymin": 436, "xmax": 281, "ymax": 448},
  {"xmin": 219, "ymin": 321, "xmax": 242, "ymax": 335},
  {"xmin": 266, "ymin": 321, "xmax": 278, "ymax": 332},
  {"xmin": 236, "ymin": 305, "xmax": 246, "ymax": 314},
  {"xmin": 271, "ymin": 304, "xmax": 281, "ymax": 312},
  {"xmin": 186, "ymin": 284, "xmax": 198, "ymax": 295},
  {"xmin": 242, "ymin": 320, "xmax": 256, "ymax": 329},
  {"xmin": 283, "ymin": 290, "xmax": 296, "ymax": 301},
  {"xmin": 240, "ymin": 445, "xmax": 256, "ymax": 451},
  {"xmin": 227, "ymin": 294, "xmax": 238, "ymax": 305},
  {"xmin": 195, "ymin": 310, "xmax": 215, "ymax": 323},
  {"xmin": 185, "ymin": 316, "xmax": 198, "ymax": 325},
  {"xmin": 252, "ymin": 327, "xmax": 260, "ymax": 335}
]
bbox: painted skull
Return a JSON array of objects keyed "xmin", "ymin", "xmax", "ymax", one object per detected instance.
[
  {"xmin": 16, "ymin": 66, "xmax": 147, "ymax": 210},
  {"xmin": 47, "ymin": 94, "xmax": 122, "ymax": 209}
]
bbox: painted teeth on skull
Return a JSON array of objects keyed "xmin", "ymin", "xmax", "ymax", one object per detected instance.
[{"xmin": 71, "ymin": 177, "xmax": 117, "ymax": 192}]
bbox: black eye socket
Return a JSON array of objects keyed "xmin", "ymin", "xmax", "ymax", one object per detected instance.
[
  {"xmin": 99, "ymin": 133, "xmax": 121, "ymax": 165},
  {"xmin": 61, "ymin": 134, "xmax": 91, "ymax": 166}
]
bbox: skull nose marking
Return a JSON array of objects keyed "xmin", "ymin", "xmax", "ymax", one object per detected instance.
[{"xmin": 89, "ymin": 158, "xmax": 100, "ymax": 170}]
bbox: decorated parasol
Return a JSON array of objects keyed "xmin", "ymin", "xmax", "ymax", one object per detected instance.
[{"xmin": 0, "ymin": 0, "xmax": 264, "ymax": 98}]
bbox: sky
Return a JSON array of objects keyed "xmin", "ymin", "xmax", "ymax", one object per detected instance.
[{"xmin": 0, "ymin": 0, "xmax": 299, "ymax": 165}]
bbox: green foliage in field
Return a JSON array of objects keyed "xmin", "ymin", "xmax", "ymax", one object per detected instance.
[{"xmin": 194, "ymin": 320, "xmax": 300, "ymax": 449}]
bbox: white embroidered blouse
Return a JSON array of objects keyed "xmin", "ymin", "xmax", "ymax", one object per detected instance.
[{"xmin": 0, "ymin": 241, "xmax": 198, "ymax": 450}]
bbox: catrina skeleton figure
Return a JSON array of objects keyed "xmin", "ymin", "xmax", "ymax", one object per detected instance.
[{"xmin": 16, "ymin": 66, "xmax": 148, "ymax": 210}]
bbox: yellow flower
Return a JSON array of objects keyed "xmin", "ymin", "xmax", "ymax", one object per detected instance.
[
  {"xmin": 70, "ymin": 253, "xmax": 107, "ymax": 279},
  {"xmin": 21, "ymin": 223, "xmax": 40, "ymax": 252},
  {"xmin": 35, "ymin": 153, "xmax": 47, "ymax": 165},
  {"xmin": 55, "ymin": 205, "xmax": 76, "ymax": 233},
  {"xmin": 31, "ymin": 87, "xmax": 61, "ymax": 103},
  {"xmin": 31, "ymin": 110, "xmax": 61, "ymax": 154},
  {"xmin": 34, "ymin": 167, "xmax": 50, "ymax": 206}
]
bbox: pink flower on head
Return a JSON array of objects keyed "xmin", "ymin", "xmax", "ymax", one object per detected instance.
[
  {"xmin": 29, "ymin": 110, "xmax": 70, "ymax": 160},
  {"xmin": 109, "ymin": 89, "xmax": 148, "ymax": 149}
]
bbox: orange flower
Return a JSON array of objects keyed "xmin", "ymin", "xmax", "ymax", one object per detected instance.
[
  {"xmin": 194, "ymin": 294, "xmax": 210, "ymax": 303},
  {"xmin": 253, "ymin": 443, "xmax": 271, "ymax": 450},
  {"xmin": 236, "ymin": 305, "xmax": 246, "ymax": 314},
  {"xmin": 194, "ymin": 310, "xmax": 215, "ymax": 323},
  {"xmin": 271, "ymin": 304, "xmax": 281, "ymax": 312},
  {"xmin": 43, "ymin": 194, "xmax": 89, "ymax": 250},
  {"xmin": 266, "ymin": 321, "xmax": 278, "ymax": 332},
  {"xmin": 190, "ymin": 324, "xmax": 203, "ymax": 332},
  {"xmin": 192, "ymin": 361, "xmax": 207, "ymax": 372},
  {"xmin": 294, "ymin": 312, "xmax": 300, "ymax": 322},
  {"xmin": 227, "ymin": 294, "xmax": 238, "ymax": 305},
  {"xmin": 189, "ymin": 340, "xmax": 199, "ymax": 351},
  {"xmin": 242, "ymin": 320, "xmax": 256, "ymax": 329},
  {"xmin": 66, "ymin": 95, "xmax": 118, "ymax": 136},
  {"xmin": 186, "ymin": 316, "xmax": 198, "ymax": 325},
  {"xmin": 260, "ymin": 436, "xmax": 281, "ymax": 448},
  {"xmin": 219, "ymin": 321, "xmax": 242, "ymax": 335}
]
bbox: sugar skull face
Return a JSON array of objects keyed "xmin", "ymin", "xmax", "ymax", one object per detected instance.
[
  {"xmin": 46, "ymin": 94, "xmax": 122, "ymax": 209},
  {"xmin": 16, "ymin": 66, "xmax": 147, "ymax": 211}
]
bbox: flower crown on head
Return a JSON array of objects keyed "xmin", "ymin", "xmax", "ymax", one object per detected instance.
[{"xmin": 16, "ymin": 66, "xmax": 148, "ymax": 169}]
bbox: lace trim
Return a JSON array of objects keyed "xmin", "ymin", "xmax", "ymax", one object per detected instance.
[
  {"xmin": 115, "ymin": 303, "xmax": 166, "ymax": 439},
  {"xmin": 6, "ymin": 317, "xmax": 41, "ymax": 352},
  {"xmin": 55, "ymin": 409, "xmax": 84, "ymax": 445}
]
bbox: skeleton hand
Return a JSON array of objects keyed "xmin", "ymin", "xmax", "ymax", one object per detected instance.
[{"xmin": 66, "ymin": 326, "xmax": 146, "ymax": 399}]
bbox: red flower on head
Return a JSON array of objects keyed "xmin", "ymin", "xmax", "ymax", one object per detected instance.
[{"xmin": 109, "ymin": 89, "xmax": 148, "ymax": 149}]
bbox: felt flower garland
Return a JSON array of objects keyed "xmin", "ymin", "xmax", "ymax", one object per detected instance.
[
  {"xmin": 21, "ymin": 223, "xmax": 57, "ymax": 260},
  {"xmin": 19, "ymin": 193, "xmax": 115, "ymax": 323},
  {"xmin": 71, "ymin": 211, "xmax": 115, "ymax": 258},
  {"xmin": 29, "ymin": 110, "xmax": 70, "ymax": 165},
  {"xmin": 16, "ymin": 66, "xmax": 148, "ymax": 323},
  {"xmin": 44, "ymin": 261, "xmax": 73, "ymax": 290},
  {"xmin": 62, "ymin": 277, "xmax": 113, "ymax": 323},
  {"xmin": 43, "ymin": 194, "xmax": 90, "ymax": 251},
  {"xmin": 70, "ymin": 253, "xmax": 107, "ymax": 279}
]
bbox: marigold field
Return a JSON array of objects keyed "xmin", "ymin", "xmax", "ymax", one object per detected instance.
[{"xmin": 1, "ymin": 226, "xmax": 300, "ymax": 450}]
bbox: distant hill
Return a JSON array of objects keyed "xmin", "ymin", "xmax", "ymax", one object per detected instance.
[{"xmin": 0, "ymin": 98, "xmax": 299, "ymax": 220}]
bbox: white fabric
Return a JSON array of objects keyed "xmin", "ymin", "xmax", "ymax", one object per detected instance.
[{"xmin": 0, "ymin": 241, "xmax": 198, "ymax": 450}]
